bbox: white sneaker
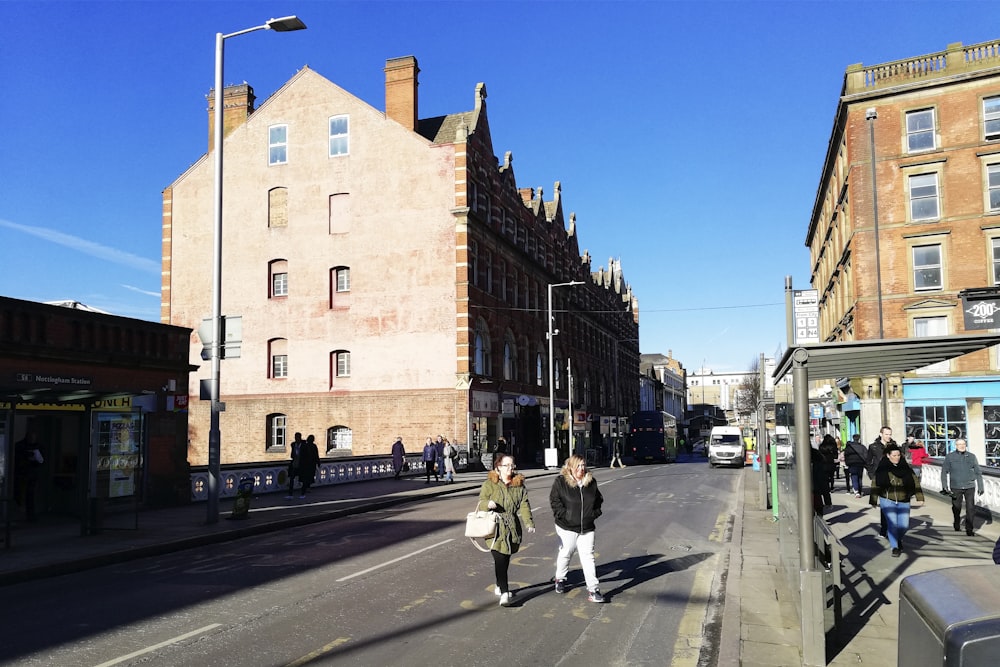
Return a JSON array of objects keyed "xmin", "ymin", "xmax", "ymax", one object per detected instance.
[
  {"xmin": 499, "ymin": 592, "xmax": 512, "ymax": 606},
  {"xmin": 494, "ymin": 586, "xmax": 501, "ymax": 596}
]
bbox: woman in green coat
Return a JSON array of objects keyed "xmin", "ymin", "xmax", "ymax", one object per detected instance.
[{"xmin": 478, "ymin": 454, "xmax": 535, "ymax": 607}]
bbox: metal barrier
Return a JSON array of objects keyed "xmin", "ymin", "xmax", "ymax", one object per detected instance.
[{"xmin": 813, "ymin": 514, "xmax": 850, "ymax": 631}]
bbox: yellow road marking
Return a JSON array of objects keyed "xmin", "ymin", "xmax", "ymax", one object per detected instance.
[
  {"xmin": 286, "ymin": 637, "xmax": 351, "ymax": 667},
  {"xmin": 671, "ymin": 552, "xmax": 719, "ymax": 666}
]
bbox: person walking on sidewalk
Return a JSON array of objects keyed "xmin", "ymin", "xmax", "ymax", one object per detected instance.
[
  {"xmin": 941, "ymin": 438, "xmax": 985, "ymax": 536},
  {"xmin": 818, "ymin": 434, "xmax": 838, "ymax": 502},
  {"xmin": 908, "ymin": 439, "xmax": 930, "ymax": 479},
  {"xmin": 870, "ymin": 443, "xmax": 924, "ymax": 557},
  {"xmin": 477, "ymin": 455, "xmax": 535, "ymax": 607},
  {"xmin": 550, "ymin": 455, "xmax": 606, "ymax": 603},
  {"xmin": 867, "ymin": 427, "xmax": 896, "ymax": 537},
  {"xmin": 422, "ymin": 437, "xmax": 438, "ymax": 484},
  {"xmin": 609, "ymin": 437, "xmax": 626, "ymax": 468},
  {"xmin": 286, "ymin": 433, "xmax": 306, "ymax": 499},
  {"xmin": 391, "ymin": 436, "xmax": 406, "ymax": 479},
  {"xmin": 442, "ymin": 438, "xmax": 457, "ymax": 483},
  {"xmin": 844, "ymin": 434, "xmax": 868, "ymax": 497}
]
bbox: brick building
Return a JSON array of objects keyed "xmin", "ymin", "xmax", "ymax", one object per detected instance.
[
  {"xmin": 0, "ymin": 297, "xmax": 193, "ymax": 530},
  {"xmin": 162, "ymin": 56, "xmax": 639, "ymax": 468},
  {"xmin": 807, "ymin": 40, "xmax": 1000, "ymax": 464}
]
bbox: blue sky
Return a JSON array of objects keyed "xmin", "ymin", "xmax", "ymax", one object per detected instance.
[{"xmin": 1, "ymin": 0, "xmax": 997, "ymax": 373}]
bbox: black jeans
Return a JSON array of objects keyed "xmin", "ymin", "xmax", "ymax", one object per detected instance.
[
  {"xmin": 424, "ymin": 460, "xmax": 436, "ymax": 481},
  {"xmin": 951, "ymin": 487, "xmax": 976, "ymax": 531},
  {"xmin": 492, "ymin": 549, "xmax": 512, "ymax": 594}
]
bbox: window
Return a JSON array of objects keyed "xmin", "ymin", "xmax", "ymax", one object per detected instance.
[
  {"xmin": 914, "ymin": 316, "xmax": 949, "ymax": 373},
  {"xmin": 269, "ymin": 338, "xmax": 288, "ymax": 378},
  {"xmin": 989, "ymin": 164, "xmax": 1000, "ymax": 211},
  {"xmin": 473, "ymin": 319, "xmax": 491, "ymax": 375},
  {"xmin": 335, "ymin": 267, "xmax": 350, "ymax": 292},
  {"xmin": 266, "ymin": 414, "xmax": 287, "ymax": 452},
  {"xmin": 269, "ymin": 260, "xmax": 288, "ymax": 298},
  {"xmin": 912, "ymin": 244, "xmax": 942, "ymax": 291},
  {"xmin": 483, "ymin": 249, "xmax": 493, "ymax": 294},
  {"xmin": 269, "ymin": 125, "xmax": 288, "ymax": 165},
  {"xmin": 905, "ymin": 404, "xmax": 965, "ymax": 458},
  {"xmin": 993, "ymin": 238, "xmax": 1000, "ymax": 285},
  {"xmin": 334, "ymin": 351, "xmax": 351, "ymax": 378},
  {"xmin": 503, "ymin": 337, "xmax": 515, "ymax": 381},
  {"xmin": 469, "ymin": 241, "xmax": 478, "ymax": 288},
  {"xmin": 327, "ymin": 426, "xmax": 353, "ymax": 452},
  {"xmin": 909, "ymin": 173, "xmax": 939, "ymax": 221},
  {"xmin": 554, "ymin": 356, "xmax": 561, "ymax": 389},
  {"xmin": 268, "ymin": 188, "xmax": 288, "ymax": 228},
  {"xmin": 906, "ymin": 109, "xmax": 935, "ymax": 153},
  {"xmin": 329, "ymin": 115, "xmax": 349, "ymax": 157},
  {"xmin": 536, "ymin": 352, "xmax": 544, "ymax": 387},
  {"xmin": 985, "ymin": 96, "xmax": 1000, "ymax": 141},
  {"xmin": 329, "ymin": 193, "xmax": 350, "ymax": 234}
]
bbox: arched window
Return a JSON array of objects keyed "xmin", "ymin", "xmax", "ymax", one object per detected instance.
[
  {"xmin": 269, "ymin": 259, "xmax": 288, "ymax": 298},
  {"xmin": 266, "ymin": 413, "xmax": 287, "ymax": 452},
  {"xmin": 536, "ymin": 351, "xmax": 544, "ymax": 387},
  {"xmin": 269, "ymin": 338, "xmax": 288, "ymax": 378},
  {"xmin": 474, "ymin": 319, "xmax": 491, "ymax": 376},
  {"xmin": 503, "ymin": 333, "xmax": 516, "ymax": 381},
  {"xmin": 327, "ymin": 426, "xmax": 353, "ymax": 452}
]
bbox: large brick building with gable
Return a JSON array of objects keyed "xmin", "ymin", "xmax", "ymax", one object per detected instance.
[{"xmin": 162, "ymin": 56, "xmax": 639, "ymax": 467}]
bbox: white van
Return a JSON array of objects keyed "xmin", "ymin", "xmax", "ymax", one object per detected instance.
[
  {"xmin": 708, "ymin": 426, "xmax": 745, "ymax": 467},
  {"xmin": 774, "ymin": 426, "xmax": 793, "ymax": 467}
]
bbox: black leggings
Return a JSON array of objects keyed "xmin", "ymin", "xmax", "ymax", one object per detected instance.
[{"xmin": 492, "ymin": 550, "xmax": 512, "ymax": 594}]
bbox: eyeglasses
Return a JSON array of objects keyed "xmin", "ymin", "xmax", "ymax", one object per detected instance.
[{"xmin": 498, "ymin": 464, "xmax": 514, "ymax": 468}]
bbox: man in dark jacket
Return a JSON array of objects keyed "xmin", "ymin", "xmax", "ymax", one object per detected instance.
[
  {"xmin": 844, "ymin": 434, "xmax": 868, "ymax": 497},
  {"xmin": 868, "ymin": 427, "xmax": 896, "ymax": 537},
  {"xmin": 549, "ymin": 454, "xmax": 606, "ymax": 602},
  {"xmin": 941, "ymin": 439, "xmax": 985, "ymax": 536}
]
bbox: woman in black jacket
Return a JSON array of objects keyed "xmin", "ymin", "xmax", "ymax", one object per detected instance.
[{"xmin": 549, "ymin": 455, "xmax": 605, "ymax": 603}]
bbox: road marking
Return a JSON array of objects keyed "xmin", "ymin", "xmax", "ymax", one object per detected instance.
[
  {"xmin": 285, "ymin": 637, "xmax": 351, "ymax": 666},
  {"xmin": 708, "ymin": 514, "xmax": 728, "ymax": 543},
  {"xmin": 335, "ymin": 539, "xmax": 453, "ymax": 582},
  {"xmin": 93, "ymin": 624, "xmax": 222, "ymax": 667},
  {"xmin": 671, "ymin": 552, "xmax": 719, "ymax": 667}
]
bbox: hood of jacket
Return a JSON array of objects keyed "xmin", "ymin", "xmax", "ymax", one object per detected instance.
[
  {"xmin": 488, "ymin": 470, "xmax": 525, "ymax": 487},
  {"xmin": 560, "ymin": 468, "xmax": 595, "ymax": 488}
]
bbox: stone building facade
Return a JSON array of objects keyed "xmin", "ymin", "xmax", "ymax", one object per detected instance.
[
  {"xmin": 807, "ymin": 40, "xmax": 1000, "ymax": 464},
  {"xmin": 162, "ymin": 56, "xmax": 639, "ymax": 467}
]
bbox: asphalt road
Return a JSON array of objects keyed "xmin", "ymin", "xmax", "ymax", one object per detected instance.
[{"xmin": 0, "ymin": 460, "xmax": 741, "ymax": 667}]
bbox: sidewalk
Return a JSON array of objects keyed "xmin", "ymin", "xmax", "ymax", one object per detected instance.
[
  {"xmin": 730, "ymin": 469, "xmax": 1000, "ymax": 666},
  {"xmin": 0, "ymin": 467, "xmax": 558, "ymax": 586}
]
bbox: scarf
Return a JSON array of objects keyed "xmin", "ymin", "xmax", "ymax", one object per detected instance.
[{"xmin": 874, "ymin": 456, "xmax": 916, "ymax": 497}]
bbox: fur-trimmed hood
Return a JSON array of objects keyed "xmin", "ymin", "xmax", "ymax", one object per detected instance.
[
  {"xmin": 488, "ymin": 470, "xmax": 526, "ymax": 487},
  {"xmin": 560, "ymin": 468, "xmax": 595, "ymax": 488}
]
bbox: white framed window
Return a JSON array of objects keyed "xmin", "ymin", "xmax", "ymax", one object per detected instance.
[
  {"xmin": 336, "ymin": 267, "xmax": 350, "ymax": 292},
  {"xmin": 267, "ymin": 414, "xmax": 287, "ymax": 451},
  {"xmin": 269, "ymin": 125, "xmax": 288, "ymax": 165},
  {"xmin": 985, "ymin": 96, "xmax": 1000, "ymax": 141},
  {"xmin": 335, "ymin": 351, "xmax": 351, "ymax": 377},
  {"xmin": 989, "ymin": 164, "xmax": 1000, "ymax": 211},
  {"xmin": 912, "ymin": 244, "xmax": 942, "ymax": 291},
  {"xmin": 327, "ymin": 426, "xmax": 353, "ymax": 452},
  {"xmin": 269, "ymin": 260, "xmax": 288, "ymax": 298},
  {"xmin": 272, "ymin": 354, "xmax": 288, "ymax": 378},
  {"xmin": 914, "ymin": 316, "xmax": 949, "ymax": 373},
  {"xmin": 329, "ymin": 115, "xmax": 349, "ymax": 157},
  {"xmin": 536, "ymin": 352, "xmax": 544, "ymax": 387},
  {"xmin": 992, "ymin": 238, "xmax": 1000, "ymax": 285},
  {"xmin": 906, "ymin": 109, "xmax": 935, "ymax": 153},
  {"xmin": 909, "ymin": 173, "xmax": 939, "ymax": 221}
]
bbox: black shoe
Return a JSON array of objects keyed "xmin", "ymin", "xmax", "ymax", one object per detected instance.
[
  {"xmin": 967, "ymin": 529, "xmax": 975, "ymax": 536},
  {"xmin": 554, "ymin": 579, "xmax": 566, "ymax": 594},
  {"xmin": 954, "ymin": 522, "xmax": 961, "ymax": 531},
  {"xmin": 879, "ymin": 529, "xmax": 887, "ymax": 538},
  {"xmin": 891, "ymin": 548, "xmax": 901, "ymax": 557}
]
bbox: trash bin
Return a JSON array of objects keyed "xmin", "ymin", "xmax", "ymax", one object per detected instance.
[
  {"xmin": 899, "ymin": 564, "xmax": 1000, "ymax": 666},
  {"xmin": 230, "ymin": 476, "xmax": 254, "ymax": 520}
]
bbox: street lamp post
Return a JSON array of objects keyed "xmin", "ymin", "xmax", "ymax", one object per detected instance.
[
  {"xmin": 547, "ymin": 281, "xmax": 583, "ymax": 468},
  {"xmin": 207, "ymin": 15, "xmax": 306, "ymax": 524}
]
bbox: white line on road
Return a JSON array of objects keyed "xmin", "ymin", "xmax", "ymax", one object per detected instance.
[
  {"xmin": 93, "ymin": 624, "xmax": 222, "ymax": 667},
  {"xmin": 335, "ymin": 539, "xmax": 454, "ymax": 582}
]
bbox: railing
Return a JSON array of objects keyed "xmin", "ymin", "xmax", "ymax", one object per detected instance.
[
  {"xmin": 917, "ymin": 460, "xmax": 1000, "ymax": 518},
  {"xmin": 189, "ymin": 452, "xmax": 469, "ymax": 502},
  {"xmin": 846, "ymin": 40, "xmax": 1000, "ymax": 95},
  {"xmin": 813, "ymin": 514, "xmax": 850, "ymax": 633}
]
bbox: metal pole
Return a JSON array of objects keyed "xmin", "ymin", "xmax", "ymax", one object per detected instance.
[
  {"xmin": 793, "ymin": 349, "xmax": 814, "ymax": 570},
  {"xmin": 868, "ymin": 109, "xmax": 890, "ymax": 429},
  {"xmin": 547, "ymin": 283, "xmax": 556, "ymax": 468},
  {"xmin": 207, "ymin": 30, "xmax": 225, "ymax": 524},
  {"xmin": 758, "ymin": 352, "xmax": 768, "ymax": 510},
  {"xmin": 567, "ymin": 358, "xmax": 575, "ymax": 457}
]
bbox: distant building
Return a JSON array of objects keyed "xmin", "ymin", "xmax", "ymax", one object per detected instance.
[
  {"xmin": 807, "ymin": 39, "xmax": 1000, "ymax": 464},
  {"xmin": 162, "ymin": 56, "xmax": 639, "ymax": 467},
  {"xmin": 640, "ymin": 351, "xmax": 686, "ymax": 419}
]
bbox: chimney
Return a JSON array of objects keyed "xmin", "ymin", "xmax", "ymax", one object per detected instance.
[
  {"xmin": 207, "ymin": 83, "xmax": 256, "ymax": 152},
  {"xmin": 384, "ymin": 56, "xmax": 419, "ymax": 131}
]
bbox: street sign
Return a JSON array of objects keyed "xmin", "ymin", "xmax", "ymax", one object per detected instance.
[
  {"xmin": 198, "ymin": 316, "xmax": 243, "ymax": 359},
  {"xmin": 793, "ymin": 290, "xmax": 819, "ymax": 344}
]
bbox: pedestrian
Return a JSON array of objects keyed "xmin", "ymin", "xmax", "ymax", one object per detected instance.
[
  {"xmin": 442, "ymin": 438, "xmax": 457, "ymax": 483},
  {"xmin": 609, "ymin": 437, "xmax": 626, "ymax": 468},
  {"xmin": 297, "ymin": 435, "xmax": 320, "ymax": 498},
  {"xmin": 14, "ymin": 429, "xmax": 45, "ymax": 522},
  {"xmin": 810, "ymin": 446, "xmax": 829, "ymax": 515},
  {"xmin": 834, "ymin": 435, "xmax": 844, "ymax": 481},
  {"xmin": 391, "ymin": 436, "xmax": 406, "ymax": 479},
  {"xmin": 993, "ymin": 535, "xmax": 1000, "ymax": 565},
  {"xmin": 818, "ymin": 434, "xmax": 838, "ymax": 502},
  {"xmin": 422, "ymin": 437, "xmax": 437, "ymax": 484},
  {"xmin": 477, "ymin": 455, "xmax": 535, "ymax": 607},
  {"xmin": 867, "ymin": 426, "xmax": 896, "ymax": 537},
  {"xmin": 550, "ymin": 455, "xmax": 606, "ymax": 603},
  {"xmin": 844, "ymin": 434, "xmax": 868, "ymax": 497},
  {"xmin": 434, "ymin": 435, "xmax": 446, "ymax": 482},
  {"xmin": 869, "ymin": 443, "xmax": 923, "ymax": 557},
  {"xmin": 908, "ymin": 439, "xmax": 930, "ymax": 479},
  {"xmin": 941, "ymin": 438, "xmax": 985, "ymax": 536},
  {"xmin": 837, "ymin": 437, "xmax": 849, "ymax": 491},
  {"xmin": 285, "ymin": 432, "xmax": 305, "ymax": 499}
]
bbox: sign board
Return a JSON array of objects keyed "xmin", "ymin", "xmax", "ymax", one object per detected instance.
[
  {"xmin": 793, "ymin": 289, "xmax": 820, "ymax": 344},
  {"xmin": 962, "ymin": 294, "xmax": 1000, "ymax": 330}
]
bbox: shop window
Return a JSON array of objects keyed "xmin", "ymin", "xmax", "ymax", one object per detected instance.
[{"xmin": 905, "ymin": 404, "xmax": 965, "ymax": 458}]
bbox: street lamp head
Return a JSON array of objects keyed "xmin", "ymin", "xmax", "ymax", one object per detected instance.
[{"xmin": 267, "ymin": 16, "xmax": 307, "ymax": 31}]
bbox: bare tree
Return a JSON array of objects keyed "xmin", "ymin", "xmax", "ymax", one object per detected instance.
[{"xmin": 734, "ymin": 356, "xmax": 762, "ymax": 419}]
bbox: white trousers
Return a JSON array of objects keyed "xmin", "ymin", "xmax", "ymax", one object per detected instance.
[{"xmin": 555, "ymin": 524, "xmax": 599, "ymax": 591}]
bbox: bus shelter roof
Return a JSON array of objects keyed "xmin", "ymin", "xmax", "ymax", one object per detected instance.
[{"xmin": 773, "ymin": 333, "xmax": 1000, "ymax": 384}]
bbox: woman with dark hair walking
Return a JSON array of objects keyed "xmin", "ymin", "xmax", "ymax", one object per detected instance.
[{"xmin": 477, "ymin": 455, "xmax": 535, "ymax": 607}]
